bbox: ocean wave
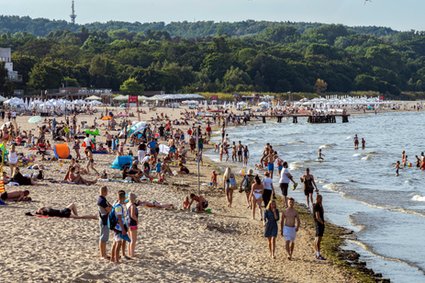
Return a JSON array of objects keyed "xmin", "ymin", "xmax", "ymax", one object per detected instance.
[
  {"xmin": 345, "ymin": 239, "xmax": 425, "ymax": 274},
  {"xmin": 412, "ymin": 195, "xmax": 425, "ymax": 202},
  {"xmin": 361, "ymin": 155, "xmax": 372, "ymax": 161},
  {"xmin": 287, "ymin": 140, "xmax": 305, "ymax": 145},
  {"xmin": 289, "ymin": 161, "xmax": 304, "ymax": 170},
  {"xmin": 319, "ymin": 143, "xmax": 336, "ymax": 149},
  {"xmin": 352, "ymin": 153, "xmax": 362, "ymax": 157},
  {"xmin": 322, "ymin": 183, "xmax": 339, "ymax": 191}
]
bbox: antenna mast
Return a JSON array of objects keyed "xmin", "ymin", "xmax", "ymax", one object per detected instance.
[{"xmin": 70, "ymin": 0, "xmax": 77, "ymax": 24}]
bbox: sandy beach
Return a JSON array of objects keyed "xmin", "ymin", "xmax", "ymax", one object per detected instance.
[{"xmin": 0, "ymin": 108, "xmax": 372, "ymax": 282}]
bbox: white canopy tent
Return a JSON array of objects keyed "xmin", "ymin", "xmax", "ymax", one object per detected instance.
[{"xmin": 85, "ymin": 95, "xmax": 102, "ymax": 101}]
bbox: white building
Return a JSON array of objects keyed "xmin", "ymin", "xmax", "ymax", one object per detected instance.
[{"xmin": 0, "ymin": 48, "xmax": 21, "ymax": 81}]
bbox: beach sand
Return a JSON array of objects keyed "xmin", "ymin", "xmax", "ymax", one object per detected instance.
[{"xmin": 0, "ymin": 108, "xmax": 360, "ymax": 282}]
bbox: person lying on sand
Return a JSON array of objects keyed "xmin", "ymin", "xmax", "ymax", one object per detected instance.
[
  {"xmin": 0, "ymin": 190, "xmax": 31, "ymax": 202},
  {"xmin": 11, "ymin": 167, "xmax": 38, "ymax": 185},
  {"xmin": 136, "ymin": 200, "xmax": 174, "ymax": 209},
  {"xmin": 26, "ymin": 203, "xmax": 96, "ymax": 219},
  {"xmin": 64, "ymin": 167, "xmax": 97, "ymax": 185}
]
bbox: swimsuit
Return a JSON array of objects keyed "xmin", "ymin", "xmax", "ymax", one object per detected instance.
[{"xmin": 283, "ymin": 226, "xmax": 297, "ymax": 241}]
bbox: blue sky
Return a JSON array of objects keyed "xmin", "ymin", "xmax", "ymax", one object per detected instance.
[{"xmin": 1, "ymin": 0, "xmax": 424, "ymax": 31}]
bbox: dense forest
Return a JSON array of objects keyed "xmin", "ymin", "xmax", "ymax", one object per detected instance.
[{"xmin": 1, "ymin": 16, "xmax": 425, "ymax": 97}]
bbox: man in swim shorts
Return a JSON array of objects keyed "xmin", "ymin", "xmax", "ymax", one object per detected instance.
[
  {"xmin": 278, "ymin": 162, "xmax": 298, "ymax": 207},
  {"xmin": 98, "ymin": 186, "xmax": 112, "ymax": 260},
  {"xmin": 281, "ymin": 197, "xmax": 300, "ymax": 260}
]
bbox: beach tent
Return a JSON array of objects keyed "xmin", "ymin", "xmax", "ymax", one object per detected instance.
[
  {"xmin": 85, "ymin": 95, "xmax": 102, "ymax": 101},
  {"xmin": 53, "ymin": 144, "xmax": 71, "ymax": 159},
  {"xmin": 111, "ymin": 155, "xmax": 133, "ymax": 169},
  {"xmin": 113, "ymin": 95, "xmax": 129, "ymax": 102},
  {"xmin": 101, "ymin": 116, "xmax": 112, "ymax": 121}
]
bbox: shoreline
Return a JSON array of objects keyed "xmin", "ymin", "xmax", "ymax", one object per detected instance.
[{"xmin": 205, "ymin": 119, "xmax": 392, "ymax": 282}]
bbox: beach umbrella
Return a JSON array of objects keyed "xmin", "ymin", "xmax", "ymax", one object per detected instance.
[
  {"xmin": 84, "ymin": 129, "xmax": 100, "ymax": 136},
  {"xmin": 85, "ymin": 95, "xmax": 102, "ymax": 101},
  {"xmin": 28, "ymin": 116, "xmax": 42, "ymax": 124}
]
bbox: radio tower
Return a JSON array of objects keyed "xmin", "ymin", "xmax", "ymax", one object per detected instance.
[{"xmin": 70, "ymin": 0, "xmax": 77, "ymax": 24}]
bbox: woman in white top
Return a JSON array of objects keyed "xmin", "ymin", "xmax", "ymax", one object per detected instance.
[
  {"xmin": 262, "ymin": 172, "xmax": 275, "ymax": 208},
  {"xmin": 9, "ymin": 144, "xmax": 19, "ymax": 176}
]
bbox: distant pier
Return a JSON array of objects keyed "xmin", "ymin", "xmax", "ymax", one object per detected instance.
[{"xmin": 255, "ymin": 114, "xmax": 350, "ymax": 124}]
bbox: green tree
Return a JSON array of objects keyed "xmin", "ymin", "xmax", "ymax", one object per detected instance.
[{"xmin": 120, "ymin": 77, "xmax": 144, "ymax": 95}]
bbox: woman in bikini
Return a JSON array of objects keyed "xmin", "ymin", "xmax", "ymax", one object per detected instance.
[
  {"xmin": 127, "ymin": 193, "xmax": 139, "ymax": 258},
  {"xmin": 250, "ymin": 175, "xmax": 264, "ymax": 220}
]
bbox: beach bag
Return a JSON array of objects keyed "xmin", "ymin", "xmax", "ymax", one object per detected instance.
[
  {"xmin": 240, "ymin": 175, "xmax": 252, "ymax": 193},
  {"xmin": 107, "ymin": 203, "xmax": 120, "ymax": 231}
]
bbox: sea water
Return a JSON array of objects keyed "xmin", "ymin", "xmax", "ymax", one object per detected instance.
[{"xmin": 207, "ymin": 111, "xmax": 425, "ymax": 283}]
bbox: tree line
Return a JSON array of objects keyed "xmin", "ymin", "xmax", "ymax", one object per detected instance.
[{"xmin": 1, "ymin": 17, "xmax": 425, "ymax": 97}]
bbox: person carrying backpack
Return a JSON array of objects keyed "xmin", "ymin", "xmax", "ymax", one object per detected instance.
[
  {"xmin": 109, "ymin": 190, "xmax": 128, "ymax": 263},
  {"xmin": 240, "ymin": 169, "xmax": 255, "ymax": 209}
]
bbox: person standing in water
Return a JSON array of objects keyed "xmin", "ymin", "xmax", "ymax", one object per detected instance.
[
  {"xmin": 300, "ymin": 168, "xmax": 319, "ymax": 210},
  {"xmin": 361, "ymin": 138, "xmax": 366, "ymax": 150},
  {"xmin": 281, "ymin": 197, "xmax": 301, "ymax": 260},
  {"xmin": 395, "ymin": 161, "xmax": 400, "ymax": 176},
  {"xmin": 354, "ymin": 134, "xmax": 359, "ymax": 150},
  {"xmin": 317, "ymin": 149, "xmax": 324, "ymax": 161}
]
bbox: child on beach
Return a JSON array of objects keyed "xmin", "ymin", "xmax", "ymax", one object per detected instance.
[
  {"xmin": 210, "ymin": 170, "xmax": 218, "ymax": 189},
  {"xmin": 395, "ymin": 161, "xmax": 400, "ymax": 176}
]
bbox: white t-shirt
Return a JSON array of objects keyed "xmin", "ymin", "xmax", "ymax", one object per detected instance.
[
  {"xmin": 279, "ymin": 168, "xmax": 290, "ymax": 184},
  {"xmin": 83, "ymin": 137, "xmax": 92, "ymax": 148},
  {"xmin": 9, "ymin": 152, "xmax": 18, "ymax": 164},
  {"xmin": 263, "ymin": 177, "xmax": 273, "ymax": 191}
]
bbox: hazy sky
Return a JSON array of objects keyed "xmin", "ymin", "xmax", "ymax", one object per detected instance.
[{"xmin": 1, "ymin": 0, "xmax": 424, "ymax": 31}]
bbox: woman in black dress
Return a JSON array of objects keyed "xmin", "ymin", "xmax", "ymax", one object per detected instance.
[{"xmin": 264, "ymin": 199, "xmax": 279, "ymax": 258}]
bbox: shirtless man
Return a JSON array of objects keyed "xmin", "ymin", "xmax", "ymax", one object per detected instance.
[
  {"xmin": 187, "ymin": 193, "xmax": 208, "ymax": 212},
  {"xmin": 300, "ymin": 168, "xmax": 319, "ymax": 210},
  {"xmin": 237, "ymin": 141, "xmax": 244, "ymax": 162},
  {"xmin": 317, "ymin": 149, "xmax": 324, "ymax": 161},
  {"xmin": 281, "ymin": 197, "xmax": 300, "ymax": 260},
  {"xmin": 231, "ymin": 142, "xmax": 237, "ymax": 162},
  {"xmin": 0, "ymin": 190, "xmax": 31, "ymax": 202},
  {"xmin": 260, "ymin": 143, "xmax": 271, "ymax": 167},
  {"xmin": 267, "ymin": 151, "xmax": 277, "ymax": 179}
]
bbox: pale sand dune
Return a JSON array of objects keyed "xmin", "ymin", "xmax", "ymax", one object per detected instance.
[{"xmin": 0, "ymin": 109, "xmax": 357, "ymax": 282}]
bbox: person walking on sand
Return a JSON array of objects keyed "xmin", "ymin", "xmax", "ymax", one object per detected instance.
[
  {"xmin": 281, "ymin": 197, "xmax": 300, "ymax": 260},
  {"xmin": 264, "ymin": 200, "xmax": 279, "ymax": 259},
  {"xmin": 110, "ymin": 190, "xmax": 128, "ymax": 263},
  {"xmin": 300, "ymin": 168, "xmax": 319, "ymax": 211},
  {"xmin": 250, "ymin": 175, "xmax": 264, "ymax": 220},
  {"xmin": 223, "ymin": 167, "xmax": 233, "ymax": 207},
  {"xmin": 127, "ymin": 193, "xmax": 139, "ymax": 258},
  {"xmin": 278, "ymin": 162, "xmax": 298, "ymax": 207},
  {"xmin": 313, "ymin": 194, "xmax": 326, "ymax": 260},
  {"xmin": 98, "ymin": 186, "xmax": 112, "ymax": 260},
  {"xmin": 240, "ymin": 169, "xmax": 255, "ymax": 208}
]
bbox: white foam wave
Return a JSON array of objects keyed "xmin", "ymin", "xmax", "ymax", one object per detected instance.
[
  {"xmin": 323, "ymin": 183, "xmax": 339, "ymax": 191},
  {"xmin": 412, "ymin": 195, "xmax": 425, "ymax": 202},
  {"xmin": 289, "ymin": 161, "xmax": 303, "ymax": 170},
  {"xmin": 361, "ymin": 155, "xmax": 372, "ymax": 161},
  {"xmin": 319, "ymin": 143, "xmax": 336, "ymax": 149}
]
